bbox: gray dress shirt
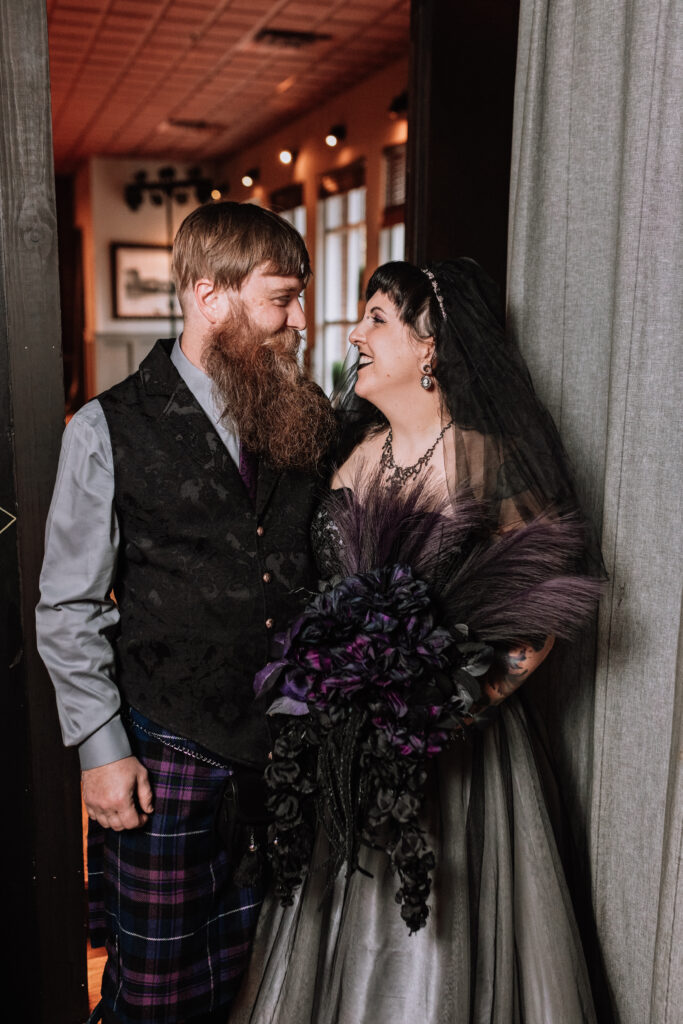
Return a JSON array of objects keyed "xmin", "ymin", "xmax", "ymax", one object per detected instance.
[{"xmin": 36, "ymin": 339, "xmax": 240, "ymax": 770}]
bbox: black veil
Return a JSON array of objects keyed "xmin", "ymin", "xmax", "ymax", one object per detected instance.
[{"xmin": 332, "ymin": 258, "xmax": 604, "ymax": 574}]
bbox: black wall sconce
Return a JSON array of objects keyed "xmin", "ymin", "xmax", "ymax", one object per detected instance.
[
  {"xmin": 123, "ymin": 166, "xmax": 222, "ymax": 213},
  {"xmin": 122, "ymin": 165, "xmax": 226, "ymax": 332}
]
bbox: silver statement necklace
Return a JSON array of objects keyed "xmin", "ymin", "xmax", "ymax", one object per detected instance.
[{"xmin": 379, "ymin": 420, "xmax": 454, "ymax": 486}]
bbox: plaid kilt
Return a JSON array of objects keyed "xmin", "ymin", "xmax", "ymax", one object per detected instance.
[{"xmin": 88, "ymin": 708, "xmax": 264, "ymax": 1023}]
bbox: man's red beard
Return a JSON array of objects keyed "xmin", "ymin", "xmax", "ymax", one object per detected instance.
[{"xmin": 201, "ymin": 309, "xmax": 336, "ymax": 472}]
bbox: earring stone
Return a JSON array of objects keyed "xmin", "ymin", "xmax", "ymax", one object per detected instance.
[{"xmin": 420, "ymin": 362, "xmax": 433, "ymax": 390}]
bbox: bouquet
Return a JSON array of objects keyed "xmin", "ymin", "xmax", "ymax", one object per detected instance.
[{"xmin": 255, "ymin": 477, "xmax": 602, "ymax": 933}]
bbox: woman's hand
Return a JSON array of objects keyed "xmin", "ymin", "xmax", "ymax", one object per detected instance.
[{"xmin": 483, "ymin": 636, "xmax": 555, "ymax": 704}]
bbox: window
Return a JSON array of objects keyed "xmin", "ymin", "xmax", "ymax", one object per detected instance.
[
  {"xmin": 279, "ymin": 203, "xmax": 306, "ymax": 237},
  {"xmin": 315, "ymin": 161, "xmax": 366, "ymax": 394},
  {"xmin": 272, "ymin": 184, "xmax": 306, "ymax": 240},
  {"xmin": 379, "ymin": 143, "xmax": 406, "ymax": 264},
  {"xmin": 270, "ymin": 184, "xmax": 307, "ymax": 360}
]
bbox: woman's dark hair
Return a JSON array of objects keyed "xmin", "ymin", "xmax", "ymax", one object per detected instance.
[{"xmin": 365, "ymin": 262, "xmax": 437, "ymax": 340}]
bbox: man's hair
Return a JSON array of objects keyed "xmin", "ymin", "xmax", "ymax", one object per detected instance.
[{"xmin": 171, "ymin": 201, "xmax": 311, "ymax": 299}]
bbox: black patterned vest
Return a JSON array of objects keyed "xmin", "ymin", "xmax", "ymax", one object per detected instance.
[{"xmin": 99, "ymin": 339, "xmax": 321, "ymax": 767}]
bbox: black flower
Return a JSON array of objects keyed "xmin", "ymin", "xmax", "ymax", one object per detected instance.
[
  {"xmin": 392, "ymin": 791, "xmax": 420, "ymax": 822},
  {"xmin": 272, "ymin": 793, "xmax": 302, "ymax": 825},
  {"xmin": 266, "ymin": 759, "xmax": 301, "ymax": 786}
]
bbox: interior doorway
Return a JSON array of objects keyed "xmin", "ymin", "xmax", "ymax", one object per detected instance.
[{"xmin": 5, "ymin": 1, "xmax": 521, "ymax": 1018}]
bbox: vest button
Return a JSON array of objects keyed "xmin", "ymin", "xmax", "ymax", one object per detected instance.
[
  {"xmin": 262, "ymin": 572, "xmax": 272, "ymax": 583},
  {"xmin": 265, "ymin": 617, "xmax": 274, "ymax": 629},
  {"xmin": 256, "ymin": 525, "xmax": 264, "ymax": 537}
]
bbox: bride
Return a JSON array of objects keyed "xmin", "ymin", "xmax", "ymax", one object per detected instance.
[{"xmin": 230, "ymin": 258, "xmax": 603, "ymax": 1023}]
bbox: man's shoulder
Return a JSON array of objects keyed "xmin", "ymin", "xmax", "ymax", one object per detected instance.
[
  {"xmin": 58, "ymin": 399, "xmax": 112, "ymax": 465},
  {"xmin": 65, "ymin": 398, "xmax": 108, "ymax": 442},
  {"xmin": 69, "ymin": 397, "xmax": 104, "ymax": 428},
  {"xmin": 97, "ymin": 339, "xmax": 177, "ymax": 407}
]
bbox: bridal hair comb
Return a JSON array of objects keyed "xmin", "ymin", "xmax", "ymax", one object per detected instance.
[{"xmin": 421, "ymin": 267, "xmax": 447, "ymax": 321}]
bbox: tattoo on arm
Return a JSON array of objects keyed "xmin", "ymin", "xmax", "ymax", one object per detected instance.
[{"xmin": 475, "ymin": 635, "xmax": 555, "ymax": 710}]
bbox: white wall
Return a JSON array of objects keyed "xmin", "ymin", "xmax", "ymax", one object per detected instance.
[{"xmin": 76, "ymin": 156, "xmax": 212, "ymax": 394}]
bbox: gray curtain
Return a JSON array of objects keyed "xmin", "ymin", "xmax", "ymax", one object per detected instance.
[{"xmin": 506, "ymin": 1, "xmax": 682, "ymax": 1022}]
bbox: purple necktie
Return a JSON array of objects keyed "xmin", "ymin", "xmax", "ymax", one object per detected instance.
[{"xmin": 238, "ymin": 441, "xmax": 258, "ymax": 504}]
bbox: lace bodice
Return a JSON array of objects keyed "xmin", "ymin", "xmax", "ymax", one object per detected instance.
[{"xmin": 310, "ymin": 490, "xmax": 347, "ymax": 580}]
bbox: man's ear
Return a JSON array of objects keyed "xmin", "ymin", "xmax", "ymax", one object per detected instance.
[{"xmin": 194, "ymin": 279, "xmax": 232, "ymax": 324}]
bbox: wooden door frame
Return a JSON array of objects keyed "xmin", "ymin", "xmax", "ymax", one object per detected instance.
[
  {"xmin": 406, "ymin": 0, "xmax": 520, "ymax": 287},
  {"xmin": 0, "ymin": 2, "xmax": 88, "ymax": 1020}
]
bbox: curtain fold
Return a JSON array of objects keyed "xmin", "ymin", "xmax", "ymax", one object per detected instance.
[{"xmin": 507, "ymin": 2, "xmax": 682, "ymax": 1021}]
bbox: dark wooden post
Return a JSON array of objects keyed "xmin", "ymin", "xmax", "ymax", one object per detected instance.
[
  {"xmin": 406, "ymin": 0, "xmax": 520, "ymax": 287},
  {"xmin": 0, "ymin": 1, "xmax": 88, "ymax": 1020}
]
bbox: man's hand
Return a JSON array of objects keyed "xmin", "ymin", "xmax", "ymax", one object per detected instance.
[{"xmin": 82, "ymin": 756, "xmax": 154, "ymax": 831}]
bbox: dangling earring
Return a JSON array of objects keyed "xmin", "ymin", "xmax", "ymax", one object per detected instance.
[{"xmin": 420, "ymin": 361, "xmax": 434, "ymax": 390}]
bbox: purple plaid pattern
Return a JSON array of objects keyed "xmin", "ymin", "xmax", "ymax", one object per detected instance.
[{"xmin": 88, "ymin": 709, "xmax": 263, "ymax": 1023}]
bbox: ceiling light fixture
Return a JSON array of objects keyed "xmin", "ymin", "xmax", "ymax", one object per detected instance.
[
  {"xmin": 388, "ymin": 91, "xmax": 408, "ymax": 120},
  {"xmin": 241, "ymin": 167, "xmax": 260, "ymax": 188},
  {"xmin": 254, "ymin": 28, "xmax": 332, "ymax": 49},
  {"xmin": 276, "ymin": 76, "xmax": 296, "ymax": 94},
  {"xmin": 279, "ymin": 148, "xmax": 298, "ymax": 165},
  {"xmin": 325, "ymin": 124, "xmax": 346, "ymax": 148},
  {"xmin": 167, "ymin": 118, "xmax": 229, "ymax": 134}
]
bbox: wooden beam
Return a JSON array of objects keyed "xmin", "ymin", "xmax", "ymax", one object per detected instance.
[
  {"xmin": 406, "ymin": 0, "xmax": 520, "ymax": 287},
  {"xmin": 0, "ymin": 1, "xmax": 88, "ymax": 1020}
]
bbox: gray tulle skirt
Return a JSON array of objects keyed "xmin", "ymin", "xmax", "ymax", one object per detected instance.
[{"xmin": 230, "ymin": 699, "xmax": 597, "ymax": 1024}]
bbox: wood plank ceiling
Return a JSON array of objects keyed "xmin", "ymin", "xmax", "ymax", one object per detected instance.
[{"xmin": 47, "ymin": 0, "xmax": 411, "ymax": 172}]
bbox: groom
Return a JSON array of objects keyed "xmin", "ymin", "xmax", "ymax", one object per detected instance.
[{"xmin": 37, "ymin": 202, "xmax": 335, "ymax": 1023}]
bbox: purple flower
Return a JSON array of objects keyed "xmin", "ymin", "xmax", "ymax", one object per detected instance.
[
  {"xmin": 385, "ymin": 690, "xmax": 408, "ymax": 717},
  {"xmin": 280, "ymin": 673, "xmax": 311, "ymax": 702}
]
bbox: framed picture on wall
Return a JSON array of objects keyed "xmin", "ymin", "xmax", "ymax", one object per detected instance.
[{"xmin": 111, "ymin": 242, "xmax": 182, "ymax": 319}]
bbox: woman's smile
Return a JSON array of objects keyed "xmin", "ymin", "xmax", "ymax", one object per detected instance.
[{"xmin": 348, "ymin": 292, "xmax": 431, "ymax": 405}]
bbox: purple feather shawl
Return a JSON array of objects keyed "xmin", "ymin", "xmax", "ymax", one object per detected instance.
[{"xmin": 323, "ymin": 472, "xmax": 603, "ymax": 644}]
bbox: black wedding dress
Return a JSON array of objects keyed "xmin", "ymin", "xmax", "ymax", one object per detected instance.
[{"xmin": 229, "ymin": 494, "xmax": 599, "ymax": 1024}]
